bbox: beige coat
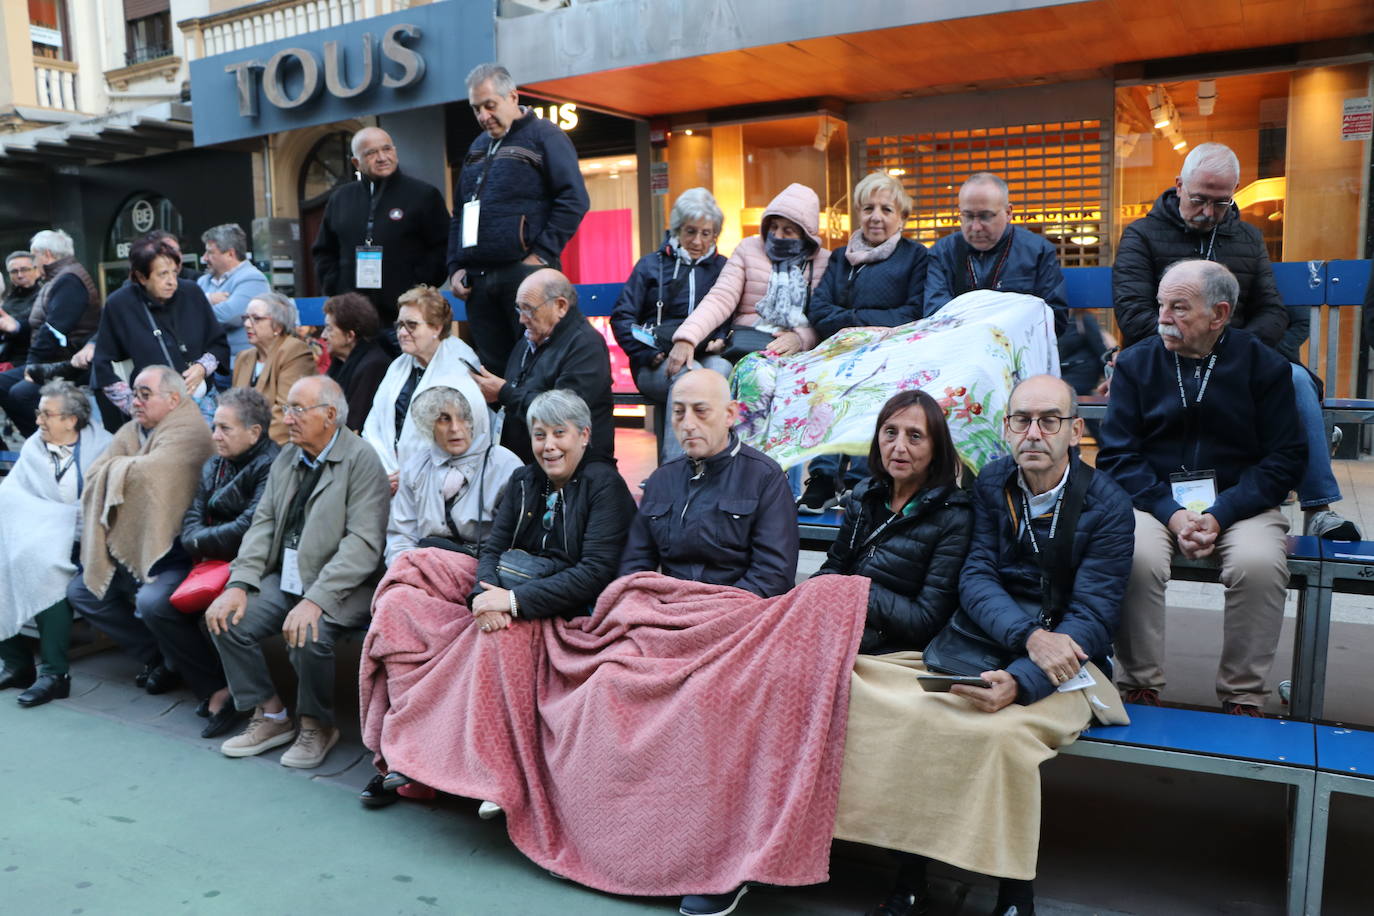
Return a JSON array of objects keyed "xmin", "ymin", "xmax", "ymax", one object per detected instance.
[
  {"xmin": 231, "ymin": 335, "xmax": 317, "ymax": 445},
  {"xmin": 230, "ymin": 426, "xmax": 389, "ymax": 627},
  {"xmin": 80, "ymin": 397, "xmax": 213, "ymax": 598}
]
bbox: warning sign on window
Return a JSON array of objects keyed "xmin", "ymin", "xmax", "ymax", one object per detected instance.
[{"xmin": 1343, "ymin": 97, "xmax": 1372, "ymax": 142}]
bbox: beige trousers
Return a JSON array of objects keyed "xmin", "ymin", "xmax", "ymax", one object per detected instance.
[{"xmin": 1115, "ymin": 507, "xmax": 1289, "ymax": 706}]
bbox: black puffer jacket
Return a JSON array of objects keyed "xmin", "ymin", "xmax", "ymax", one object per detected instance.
[
  {"xmin": 1113, "ymin": 188, "xmax": 1289, "ymax": 350},
  {"xmin": 180, "ymin": 436, "xmax": 280, "ymax": 561},
  {"xmin": 471, "ymin": 458, "xmax": 636, "ymax": 619},
  {"xmin": 609, "ymin": 242, "xmax": 728, "ymax": 373},
  {"xmin": 816, "ymin": 478, "xmax": 973, "ymax": 654}
]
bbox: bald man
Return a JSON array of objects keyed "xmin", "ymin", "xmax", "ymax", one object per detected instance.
[
  {"xmin": 208, "ymin": 375, "xmax": 389, "ymax": 769},
  {"xmin": 620, "ymin": 369, "xmax": 798, "ymax": 597},
  {"xmin": 311, "ymin": 126, "xmax": 449, "ymax": 327},
  {"xmin": 471, "ymin": 268, "xmax": 614, "ymax": 464}
]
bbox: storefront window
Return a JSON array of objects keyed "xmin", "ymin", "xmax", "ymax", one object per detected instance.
[
  {"xmin": 664, "ymin": 114, "xmax": 849, "ymax": 255},
  {"xmin": 1113, "ymin": 64, "xmax": 1372, "ymax": 264}
]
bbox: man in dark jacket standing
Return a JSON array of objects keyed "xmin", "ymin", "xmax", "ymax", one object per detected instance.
[
  {"xmin": 1098, "ymin": 260, "xmax": 1305, "ymax": 717},
  {"xmin": 449, "ymin": 63, "xmax": 590, "ymax": 373},
  {"xmin": 923, "ymin": 172, "xmax": 1068, "ymax": 333},
  {"xmin": 470, "ymin": 269, "xmax": 612, "ymax": 465},
  {"xmin": 0, "ymin": 251, "xmax": 42, "ymax": 368},
  {"xmin": 311, "ymin": 127, "xmax": 449, "ymax": 327},
  {"xmin": 1112, "ymin": 142, "xmax": 1355, "ymax": 541},
  {"xmin": 621, "ymin": 368, "xmax": 798, "ymax": 598}
]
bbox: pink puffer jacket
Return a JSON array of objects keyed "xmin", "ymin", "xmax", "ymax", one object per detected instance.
[{"xmin": 673, "ymin": 183, "xmax": 832, "ymax": 351}]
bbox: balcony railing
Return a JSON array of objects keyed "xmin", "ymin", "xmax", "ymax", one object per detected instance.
[
  {"xmin": 126, "ymin": 44, "xmax": 175, "ymax": 67},
  {"xmin": 179, "ymin": 0, "xmax": 426, "ymax": 61},
  {"xmin": 33, "ymin": 58, "xmax": 79, "ymax": 111}
]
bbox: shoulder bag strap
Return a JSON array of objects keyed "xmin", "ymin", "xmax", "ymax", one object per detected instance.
[{"xmin": 1042, "ymin": 461, "xmax": 1094, "ymax": 626}]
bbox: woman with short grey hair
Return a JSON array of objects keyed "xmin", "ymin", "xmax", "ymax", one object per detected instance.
[
  {"xmin": 230, "ymin": 292, "xmax": 315, "ymax": 444},
  {"xmin": 384, "ymin": 385, "xmax": 522, "ymax": 565},
  {"xmin": 0, "ymin": 380, "xmax": 113, "ymax": 707},
  {"xmin": 362, "ymin": 388, "xmax": 635, "ymax": 809},
  {"xmin": 610, "ymin": 187, "xmax": 731, "ymax": 462}
]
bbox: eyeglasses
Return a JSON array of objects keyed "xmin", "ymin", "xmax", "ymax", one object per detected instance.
[
  {"xmin": 7, "ymin": 265, "xmax": 35, "ymax": 275},
  {"xmin": 132, "ymin": 387, "xmax": 161, "ymax": 403},
  {"xmin": 394, "ymin": 319, "xmax": 423, "ymax": 333},
  {"xmin": 282, "ymin": 403, "xmax": 329, "ymax": 418},
  {"xmin": 1182, "ymin": 188, "xmax": 1234, "ymax": 211},
  {"xmin": 35, "ymin": 409, "xmax": 70, "ymax": 420},
  {"xmin": 242, "ymin": 313, "xmax": 272, "ymax": 325},
  {"xmin": 1006, "ymin": 414, "xmax": 1075, "ymax": 435},
  {"xmin": 959, "ymin": 210, "xmax": 1002, "ymax": 224},
  {"xmin": 514, "ymin": 298, "xmax": 552, "ymax": 319},
  {"xmin": 541, "ymin": 492, "xmax": 560, "ymax": 530}
]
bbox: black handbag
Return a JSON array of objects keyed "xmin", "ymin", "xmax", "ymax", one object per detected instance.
[
  {"xmin": 924, "ymin": 463, "xmax": 1095, "ymax": 676},
  {"xmin": 418, "ymin": 536, "xmax": 478, "ymax": 557},
  {"xmin": 720, "ymin": 326, "xmax": 779, "ymax": 363},
  {"xmin": 496, "ymin": 548, "xmax": 566, "ymax": 589}
]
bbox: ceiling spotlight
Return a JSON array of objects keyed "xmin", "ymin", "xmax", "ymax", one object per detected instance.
[
  {"xmin": 1147, "ymin": 87, "xmax": 1171, "ymax": 129},
  {"xmin": 1196, "ymin": 79, "xmax": 1217, "ymax": 117},
  {"xmin": 1172, "ymin": 138, "xmax": 1187, "ymax": 151},
  {"xmin": 683, "ymin": 129, "xmax": 694, "ymax": 136}
]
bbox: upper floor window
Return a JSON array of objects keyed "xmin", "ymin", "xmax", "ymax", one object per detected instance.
[{"xmin": 30, "ymin": 0, "xmax": 70, "ymax": 61}]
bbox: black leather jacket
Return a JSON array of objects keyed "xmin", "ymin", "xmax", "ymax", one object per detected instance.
[{"xmin": 180, "ymin": 436, "xmax": 280, "ymax": 562}]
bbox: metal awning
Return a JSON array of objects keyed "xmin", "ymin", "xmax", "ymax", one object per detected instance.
[{"xmin": 0, "ymin": 101, "xmax": 194, "ymax": 169}]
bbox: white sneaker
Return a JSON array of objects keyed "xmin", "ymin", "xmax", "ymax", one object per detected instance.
[{"xmin": 220, "ymin": 708, "xmax": 296, "ymax": 758}]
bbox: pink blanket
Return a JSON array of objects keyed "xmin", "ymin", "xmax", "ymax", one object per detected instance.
[{"xmin": 360, "ymin": 553, "xmax": 869, "ymax": 896}]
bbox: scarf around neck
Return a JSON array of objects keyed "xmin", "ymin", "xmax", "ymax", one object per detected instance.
[{"xmin": 845, "ymin": 229, "xmax": 903, "ymax": 266}]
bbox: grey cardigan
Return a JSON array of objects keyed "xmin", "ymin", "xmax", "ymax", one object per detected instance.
[{"xmin": 229, "ymin": 426, "xmax": 390, "ymax": 627}]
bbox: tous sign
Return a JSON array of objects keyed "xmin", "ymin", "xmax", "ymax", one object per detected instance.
[{"xmin": 225, "ymin": 24, "xmax": 425, "ymax": 118}]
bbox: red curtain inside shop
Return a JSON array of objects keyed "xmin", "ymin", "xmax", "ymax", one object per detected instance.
[{"xmin": 561, "ymin": 209, "xmax": 633, "ymax": 285}]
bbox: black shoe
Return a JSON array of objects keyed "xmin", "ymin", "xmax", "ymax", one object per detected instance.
[
  {"xmin": 201, "ymin": 702, "xmax": 247, "ymax": 739},
  {"xmin": 360, "ymin": 773, "xmax": 400, "ymax": 808},
  {"xmin": 381, "ymin": 771, "xmax": 412, "ymax": 791},
  {"xmin": 194, "ymin": 697, "xmax": 211, "ymax": 718},
  {"xmin": 144, "ymin": 665, "xmax": 182, "ymax": 695},
  {"xmin": 135, "ymin": 663, "xmax": 154, "ymax": 688},
  {"xmin": 680, "ymin": 886, "xmax": 748, "ymax": 916},
  {"xmin": 988, "ymin": 907, "xmax": 1034, "ymax": 916},
  {"xmin": 866, "ymin": 884, "xmax": 931, "ymax": 916},
  {"xmin": 17, "ymin": 673, "xmax": 71, "ymax": 707},
  {"xmin": 796, "ymin": 475, "xmax": 838, "ymax": 515},
  {"xmin": 0, "ymin": 664, "xmax": 36, "ymax": 690}
]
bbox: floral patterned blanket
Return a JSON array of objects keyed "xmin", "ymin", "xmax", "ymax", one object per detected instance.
[{"xmin": 730, "ymin": 291, "xmax": 1059, "ymax": 473}]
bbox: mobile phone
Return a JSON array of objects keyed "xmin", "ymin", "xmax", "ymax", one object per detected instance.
[{"xmin": 916, "ymin": 675, "xmax": 991, "ymax": 692}]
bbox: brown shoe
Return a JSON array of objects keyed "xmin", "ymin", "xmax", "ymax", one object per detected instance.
[
  {"xmin": 1122, "ymin": 687, "xmax": 1162, "ymax": 707},
  {"xmin": 1222, "ymin": 701, "xmax": 1267, "ymax": 718},
  {"xmin": 220, "ymin": 708, "xmax": 296, "ymax": 758}
]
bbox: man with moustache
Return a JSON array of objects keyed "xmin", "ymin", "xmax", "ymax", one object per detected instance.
[
  {"xmin": 448, "ymin": 63, "xmax": 590, "ymax": 372},
  {"xmin": 1099, "ymin": 259, "xmax": 1304, "ymax": 717},
  {"xmin": 312, "ymin": 127, "xmax": 450, "ymax": 328},
  {"xmin": 1112, "ymin": 141, "xmax": 1356, "ymax": 541}
]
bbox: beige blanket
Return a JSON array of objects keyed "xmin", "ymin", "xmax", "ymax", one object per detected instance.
[
  {"xmin": 81, "ymin": 397, "xmax": 212, "ymax": 598},
  {"xmin": 834, "ymin": 652, "xmax": 1100, "ymax": 880}
]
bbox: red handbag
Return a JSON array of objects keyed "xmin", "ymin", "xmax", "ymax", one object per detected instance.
[{"xmin": 169, "ymin": 560, "xmax": 232, "ymax": 614}]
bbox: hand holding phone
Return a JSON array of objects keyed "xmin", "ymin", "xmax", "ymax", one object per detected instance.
[{"xmin": 917, "ymin": 674, "xmax": 991, "ymax": 692}]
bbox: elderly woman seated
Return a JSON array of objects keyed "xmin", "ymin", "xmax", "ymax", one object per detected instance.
[
  {"xmin": 230, "ymin": 292, "xmax": 316, "ymax": 444},
  {"xmin": 814, "ymin": 390, "xmax": 972, "ymax": 654},
  {"xmin": 666, "ymin": 183, "xmax": 832, "ymax": 375},
  {"xmin": 0, "ymin": 381, "xmax": 112, "ymax": 707},
  {"xmin": 609, "ymin": 188, "xmax": 731, "ymax": 462},
  {"xmin": 360, "ymin": 388, "xmax": 636, "ymax": 808},
  {"xmin": 139, "ymin": 387, "xmax": 279, "ymax": 739},
  {"xmin": 384, "ymin": 385, "xmax": 522, "ymax": 565},
  {"xmin": 799, "ymin": 171, "xmax": 930, "ymax": 512}
]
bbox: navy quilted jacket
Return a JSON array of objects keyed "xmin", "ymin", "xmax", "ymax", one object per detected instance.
[
  {"xmin": 806, "ymin": 237, "xmax": 929, "ymax": 340},
  {"xmin": 958, "ymin": 455, "xmax": 1134, "ymax": 704}
]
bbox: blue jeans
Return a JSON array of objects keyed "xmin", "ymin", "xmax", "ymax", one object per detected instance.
[
  {"xmin": 806, "ymin": 453, "xmax": 869, "ymax": 490},
  {"xmin": 1292, "ymin": 363, "xmax": 1339, "ymax": 508}
]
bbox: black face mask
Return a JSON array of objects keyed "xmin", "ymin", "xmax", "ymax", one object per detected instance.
[{"xmin": 765, "ymin": 234, "xmax": 806, "ymax": 261}]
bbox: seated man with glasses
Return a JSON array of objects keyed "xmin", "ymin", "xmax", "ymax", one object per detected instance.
[
  {"xmin": 470, "ymin": 268, "xmax": 614, "ymax": 465},
  {"xmin": 922, "ymin": 172, "xmax": 1068, "ymax": 333},
  {"xmin": 1099, "ymin": 259, "xmax": 1305, "ymax": 717},
  {"xmin": 206, "ymin": 375, "xmax": 389, "ymax": 769},
  {"xmin": 1112, "ymin": 141, "xmax": 1358, "ymax": 541}
]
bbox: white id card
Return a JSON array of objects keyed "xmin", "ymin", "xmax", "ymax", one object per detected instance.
[
  {"xmin": 492, "ymin": 406, "xmax": 506, "ymax": 442},
  {"xmin": 281, "ymin": 547, "xmax": 304, "ymax": 596},
  {"xmin": 631, "ymin": 324, "xmax": 657, "ymax": 347},
  {"xmin": 462, "ymin": 199, "xmax": 481, "ymax": 248},
  {"xmin": 1056, "ymin": 667, "xmax": 1096, "ymax": 693},
  {"xmin": 1170, "ymin": 471, "xmax": 1217, "ymax": 514},
  {"xmin": 355, "ymin": 246, "xmax": 383, "ymax": 289}
]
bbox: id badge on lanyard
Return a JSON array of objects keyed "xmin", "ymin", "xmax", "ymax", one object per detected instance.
[
  {"xmin": 1170, "ymin": 470, "xmax": 1217, "ymax": 514},
  {"xmin": 461, "ymin": 199, "xmax": 481, "ymax": 248},
  {"xmin": 355, "ymin": 246, "xmax": 383, "ymax": 289}
]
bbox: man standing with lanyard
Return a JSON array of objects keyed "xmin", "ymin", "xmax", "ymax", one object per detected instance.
[
  {"xmin": 1098, "ymin": 259, "xmax": 1305, "ymax": 717},
  {"xmin": 922, "ymin": 172, "xmax": 1068, "ymax": 333},
  {"xmin": 448, "ymin": 63, "xmax": 590, "ymax": 374},
  {"xmin": 311, "ymin": 127, "xmax": 450, "ymax": 335}
]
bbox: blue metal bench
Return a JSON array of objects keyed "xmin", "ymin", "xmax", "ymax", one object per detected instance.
[
  {"xmin": 1303, "ymin": 725, "xmax": 1374, "ymax": 914},
  {"xmin": 1060, "ymin": 704, "xmax": 1317, "ymax": 915},
  {"xmin": 0, "ymin": 449, "xmax": 18, "ymax": 476}
]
